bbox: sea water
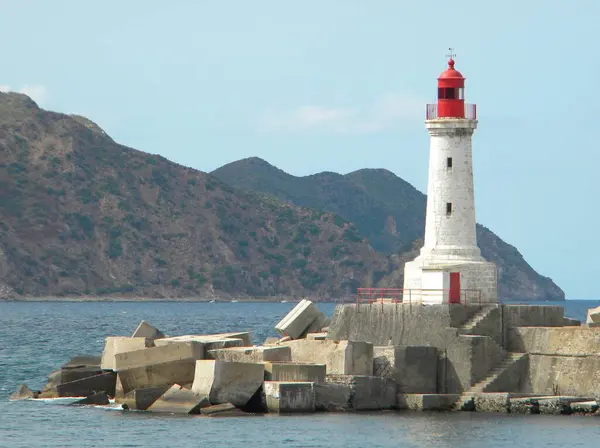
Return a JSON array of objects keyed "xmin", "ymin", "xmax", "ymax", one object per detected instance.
[{"xmin": 1, "ymin": 300, "xmax": 599, "ymax": 448}]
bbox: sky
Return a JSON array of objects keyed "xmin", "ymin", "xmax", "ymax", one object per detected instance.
[{"xmin": 0, "ymin": 0, "xmax": 598, "ymax": 298}]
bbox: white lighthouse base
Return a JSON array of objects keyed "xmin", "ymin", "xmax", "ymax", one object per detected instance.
[{"xmin": 403, "ymin": 257, "xmax": 498, "ymax": 305}]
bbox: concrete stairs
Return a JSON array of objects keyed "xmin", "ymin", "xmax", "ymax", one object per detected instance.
[
  {"xmin": 452, "ymin": 352, "xmax": 527, "ymax": 411},
  {"xmin": 459, "ymin": 306, "xmax": 496, "ymax": 335}
]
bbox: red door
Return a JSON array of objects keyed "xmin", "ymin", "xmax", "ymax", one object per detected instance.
[{"xmin": 449, "ymin": 272, "xmax": 461, "ymax": 304}]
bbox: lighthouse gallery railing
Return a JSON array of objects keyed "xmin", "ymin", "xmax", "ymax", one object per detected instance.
[{"xmin": 426, "ymin": 103, "xmax": 477, "ymax": 120}]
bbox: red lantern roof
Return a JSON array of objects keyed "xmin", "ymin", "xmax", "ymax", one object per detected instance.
[{"xmin": 438, "ymin": 58, "xmax": 464, "ymax": 80}]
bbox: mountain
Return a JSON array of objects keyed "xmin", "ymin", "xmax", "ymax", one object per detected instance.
[
  {"xmin": 0, "ymin": 92, "xmax": 388, "ymax": 300},
  {"xmin": 212, "ymin": 157, "xmax": 565, "ymax": 300}
]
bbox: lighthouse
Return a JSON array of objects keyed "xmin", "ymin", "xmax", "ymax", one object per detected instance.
[{"xmin": 403, "ymin": 52, "xmax": 498, "ymax": 305}]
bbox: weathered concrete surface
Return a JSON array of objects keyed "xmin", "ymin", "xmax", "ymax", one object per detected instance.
[
  {"xmin": 525, "ymin": 355, "xmax": 600, "ymax": 396},
  {"xmin": 300, "ymin": 314, "xmax": 330, "ymax": 338},
  {"xmin": 115, "ymin": 385, "xmax": 170, "ymax": 410},
  {"xmin": 325, "ymin": 375, "xmax": 396, "ymax": 410},
  {"xmin": 459, "ymin": 305, "xmax": 503, "ymax": 347},
  {"xmin": 373, "ymin": 346, "xmax": 438, "ymax": 393},
  {"xmin": 276, "ymin": 299, "xmax": 327, "ymax": 339},
  {"xmin": 473, "ymin": 393, "xmax": 510, "ymax": 413},
  {"xmin": 9, "ymin": 384, "xmax": 39, "ymax": 400},
  {"xmin": 563, "ymin": 317, "xmax": 581, "ymax": 327},
  {"xmin": 314, "ymin": 383, "xmax": 353, "ymax": 411},
  {"xmin": 100, "ymin": 337, "xmax": 154, "ymax": 371},
  {"xmin": 327, "ymin": 303, "xmax": 481, "ymax": 346},
  {"xmin": 118, "ymin": 362, "xmax": 199, "ymax": 395},
  {"xmin": 154, "ymin": 335, "xmax": 247, "ymax": 351},
  {"xmin": 507, "ymin": 327, "xmax": 600, "ymax": 356},
  {"xmin": 70, "ymin": 392, "xmax": 110, "ymax": 406},
  {"xmin": 279, "ymin": 339, "xmax": 373, "ymax": 375},
  {"xmin": 263, "ymin": 337, "xmax": 279, "ymax": 345},
  {"xmin": 444, "ymin": 334, "xmax": 505, "ymax": 393},
  {"xmin": 570, "ymin": 400, "xmax": 599, "ymax": 413},
  {"xmin": 131, "ymin": 320, "xmax": 166, "ymax": 340},
  {"xmin": 264, "ymin": 381, "xmax": 316, "ymax": 413},
  {"xmin": 264, "ymin": 362, "xmax": 326, "ymax": 383},
  {"xmin": 114, "ymin": 342, "xmax": 204, "ymax": 371},
  {"xmin": 192, "ymin": 360, "xmax": 264, "ymax": 407},
  {"xmin": 147, "ymin": 384, "xmax": 208, "ymax": 414},
  {"xmin": 208, "ymin": 346, "xmax": 291, "ymax": 363},
  {"xmin": 586, "ymin": 305, "xmax": 600, "ymax": 325},
  {"xmin": 56, "ymin": 372, "xmax": 117, "ymax": 397},
  {"xmin": 62, "ymin": 355, "xmax": 101, "ymax": 369},
  {"xmin": 398, "ymin": 394, "xmax": 460, "ymax": 411},
  {"xmin": 503, "ymin": 305, "xmax": 564, "ymax": 328},
  {"xmin": 200, "ymin": 402, "xmax": 244, "ymax": 416},
  {"xmin": 306, "ymin": 332, "xmax": 328, "ymax": 341}
]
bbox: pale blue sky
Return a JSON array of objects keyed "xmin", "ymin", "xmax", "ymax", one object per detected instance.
[{"xmin": 1, "ymin": 1, "xmax": 597, "ymax": 298}]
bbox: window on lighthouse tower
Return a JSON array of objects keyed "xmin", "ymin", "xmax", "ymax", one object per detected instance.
[
  {"xmin": 447, "ymin": 157, "xmax": 453, "ymax": 169},
  {"xmin": 446, "ymin": 202, "xmax": 453, "ymax": 216}
]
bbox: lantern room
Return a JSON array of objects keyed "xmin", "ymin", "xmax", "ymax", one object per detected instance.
[{"xmin": 437, "ymin": 57, "xmax": 465, "ymax": 118}]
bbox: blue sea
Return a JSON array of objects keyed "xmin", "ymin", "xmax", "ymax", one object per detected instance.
[{"xmin": 1, "ymin": 299, "xmax": 600, "ymax": 448}]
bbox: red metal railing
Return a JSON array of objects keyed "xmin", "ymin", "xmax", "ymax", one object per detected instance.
[
  {"xmin": 426, "ymin": 103, "xmax": 477, "ymax": 120},
  {"xmin": 356, "ymin": 288, "xmax": 484, "ymax": 306}
]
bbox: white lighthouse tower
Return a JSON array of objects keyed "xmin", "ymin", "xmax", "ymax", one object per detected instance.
[{"xmin": 403, "ymin": 52, "xmax": 498, "ymax": 305}]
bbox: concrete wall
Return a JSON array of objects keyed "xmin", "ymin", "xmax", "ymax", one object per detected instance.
[
  {"xmin": 373, "ymin": 346, "xmax": 438, "ymax": 394},
  {"xmin": 485, "ymin": 354, "xmax": 529, "ymax": 393},
  {"xmin": 443, "ymin": 334, "xmax": 505, "ymax": 393},
  {"xmin": 507, "ymin": 327, "xmax": 600, "ymax": 356},
  {"xmin": 525, "ymin": 355, "xmax": 600, "ymax": 396},
  {"xmin": 503, "ymin": 305, "xmax": 564, "ymax": 328},
  {"xmin": 327, "ymin": 303, "xmax": 481, "ymax": 347}
]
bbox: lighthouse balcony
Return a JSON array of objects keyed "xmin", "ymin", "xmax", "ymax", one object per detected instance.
[{"xmin": 426, "ymin": 103, "xmax": 477, "ymax": 120}]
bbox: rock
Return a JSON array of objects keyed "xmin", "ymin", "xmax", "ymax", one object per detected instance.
[
  {"xmin": 56, "ymin": 371, "xmax": 117, "ymax": 398},
  {"xmin": 115, "ymin": 385, "xmax": 171, "ymax": 410},
  {"xmin": 116, "ymin": 343, "xmax": 203, "ymax": 395},
  {"xmin": 264, "ymin": 362, "xmax": 326, "ymax": 383},
  {"xmin": 537, "ymin": 396, "xmax": 594, "ymax": 415},
  {"xmin": 191, "ymin": 360, "xmax": 264, "ymax": 407},
  {"xmin": 70, "ymin": 392, "xmax": 110, "ymax": 406},
  {"xmin": 275, "ymin": 299, "xmax": 328, "ymax": 339},
  {"xmin": 131, "ymin": 320, "xmax": 166, "ymax": 340},
  {"xmin": 100, "ymin": 336, "xmax": 154, "ymax": 371},
  {"xmin": 9, "ymin": 384, "xmax": 39, "ymax": 400},
  {"xmin": 509, "ymin": 397, "xmax": 541, "ymax": 414},
  {"xmin": 264, "ymin": 381, "xmax": 316, "ymax": 413},
  {"xmin": 208, "ymin": 346, "xmax": 291, "ymax": 363},
  {"xmin": 147, "ymin": 384, "xmax": 209, "ymax": 414}
]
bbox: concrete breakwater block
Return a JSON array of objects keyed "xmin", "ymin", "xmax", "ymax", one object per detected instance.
[
  {"xmin": 131, "ymin": 320, "xmax": 166, "ymax": 340},
  {"xmin": 116, "ymin": 385, "xmax": 171, "ymax": 410},
  {"xmin": 114, "ymin": 342, "xmax": 204, "ymax": 371},
  {"xmin": 70, "ymin": 392, "xmax": 110, "ymax": 406},
  {"xmin": 373, "ymin": 346, "xmax": 437, "ymax": 393},
  {"xmin": 264, "ymin": 362, "xmax": 326, "ymax": 384},
  {"xmin": 280, "ymin": 339, "xmax": 373, "ymax": 375},
  {"xmin": 264, "ymin": 381, "xmax": 316, "ymax": 413},
  {"xmin": 586, "ymin": 305, "xmax": 600, "ymax": 325},
  {"xmin": 147, "ymin": 384, "xmax": 209, "ymax": 414},
  {"xmin": 56, "ymin": 371, "xmax": 117, "ymax": 398},
  {"xmin": 208, "ymin": 346, "xmax": 291, "ymax": 363},
  {"xmin": 275, "ymin": 299, "xmax": 327, "ymax": 339},
  {"xmin": 192, "ymin": 360, "xmax": 265, "ymax": 407},
  {"xmin": 320, "ymin": 375, "xmax": 396, "ymax": 411},
  {"xmin": 398, "ymin": 394, "xmax": 461, "ymax": 411},
  {"xmin": 117, "ymin": 362, "xmax": 201, "ymax": 395},
  {"xmin": 473, "ymin": 393, "xmax": 510, "ymax": 413},
  {"xmin": 570, "ymin": 400, "xmax": 599, "ymax": 413},
  {"xmin": 100, "ymin": 337, "xmax": 154, "ymax": 371},
  {"xmin": 9, "ymin": 384, "xmax": 39, "ymax": 400},
  {"xmin": 200, "ymin": 402, "xmax": 246, "ymax": 416},
  {"xmin": 154, "ymin": 334, "xmax": 248, "ymax": 351}
]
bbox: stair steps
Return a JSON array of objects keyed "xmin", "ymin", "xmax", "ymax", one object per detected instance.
[
  {"xmin": 452, "ymin": 352, "xmax": 526, "ymax": 411},
  {"xmin": 460, "ymin": 306, "xmax": 495, "ymax": 333}
]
